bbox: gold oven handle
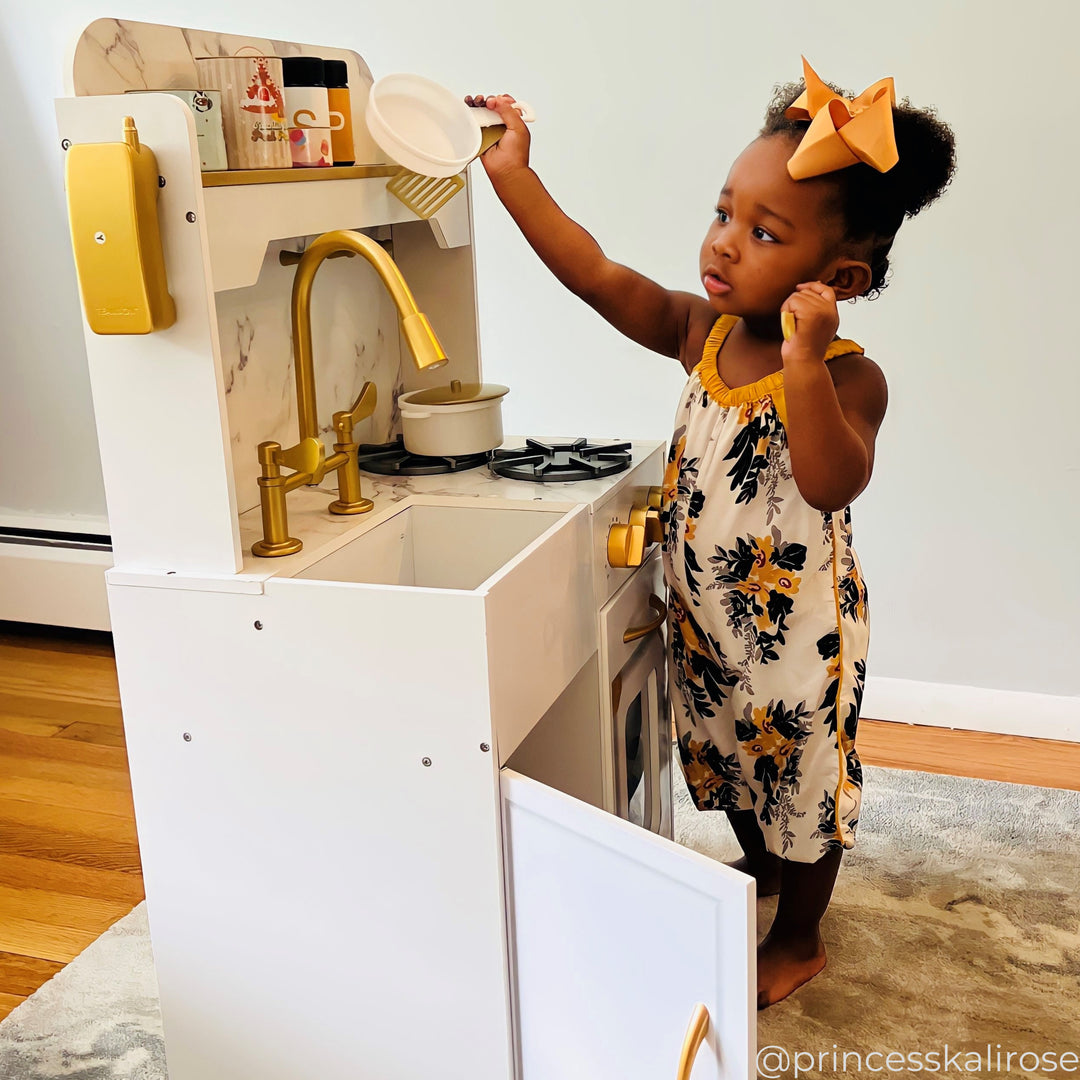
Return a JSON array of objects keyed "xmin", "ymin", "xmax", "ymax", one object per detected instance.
[
  {"xmin": 622, "ymin": 593, "xmax": 667, "ymax": 644},
  {"xmin": 676, "ymin": 1003, "xmax": 711, "ymax": 1080}
]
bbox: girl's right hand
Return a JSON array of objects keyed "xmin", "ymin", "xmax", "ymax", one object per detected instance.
[{"xmin": 464, "ymin": 93, "xmax": 531, "ymax": 179}]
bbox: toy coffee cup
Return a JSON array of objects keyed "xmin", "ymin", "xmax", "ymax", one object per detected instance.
[
  {"xmin": 365, "ymin": 74, "xmax": 534, "ymax": 178},
  {"xmin": 125, "ymin": 89, "xmax": 228, "ymax": 171},
  {"xmin": 194, "ymin": 54, "xmax": 291, "ymax": 169}
]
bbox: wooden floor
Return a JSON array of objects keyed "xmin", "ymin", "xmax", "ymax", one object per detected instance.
[
  {"xmin": 1, "ymin": 621, "xmax": 1078, "ymax": 1023},
  {"xmin": 0, "ymin": 622, "xmax": 143, "ymax": 1022}
]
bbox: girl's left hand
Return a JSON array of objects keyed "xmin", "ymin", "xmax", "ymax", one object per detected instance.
[{"xmin": 781, "ymin": 282, "xmax": 840, "ymax": 365}]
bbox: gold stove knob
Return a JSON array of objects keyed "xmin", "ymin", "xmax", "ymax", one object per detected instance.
[
  {"xmin": 608, "ymin": 499, "xmax": 655, "ymax": 568},
  {"xmin": 644, "ymin": 485, "xmax": 663, "ymax": 545},
  {"xmin": 608, "ymin": 522, "xmax": 646, "ymax": 568}
]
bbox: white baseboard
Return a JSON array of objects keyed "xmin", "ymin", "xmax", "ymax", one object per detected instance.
[
  {"xmin": 0, "ymin": 542, "xmax": 112, "ymax": 630},
  {"xmin": 0, "ymin": 510, "xmax": 109, "ymax": 533},
  {"xmin": 863, "ymin": 675, "xmax": 1079, "ymax": 744}
]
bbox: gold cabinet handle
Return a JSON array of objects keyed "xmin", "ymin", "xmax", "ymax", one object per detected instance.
[
  {"xmin": 623, "ymin": 593, "xmax": 667, "ymax": 643},
  {"xmin": 676, "ymin": 1003, "xmax": 710, "ymax": 1080}
]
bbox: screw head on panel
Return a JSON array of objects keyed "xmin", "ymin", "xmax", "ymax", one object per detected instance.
[
  {"xmin": 182, "ymin": 732, "xmax": 192, "ymax": 742},
  {"xmin": 158, "ymin": 176, "xmax": 166, "ymax": 188},
  {"xmin": 185, "ymin": 211, "xmax": 196, "ymax": 223},
  {"xmin": 61, "ymin": 139, "xmax": 71, "ymax": 150},
  {"xmin": 422, "ymin": 757, "xmax": 432, "ymax": 767},
  {"xmin": 254, "ymin": 621, "xmax": 263, "ymax": 630},
  {"xmin": 480, "ymin": 743, "xmax": 490, "ymax": 753}
]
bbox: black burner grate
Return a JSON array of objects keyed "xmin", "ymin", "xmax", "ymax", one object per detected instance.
[
  {"xmin": 489, "ymin": 438, "xmax": 633, "ymax": 483},
  {"xmin": 354, "ymin": 436, "xmax": 491, "ymax": 476}
]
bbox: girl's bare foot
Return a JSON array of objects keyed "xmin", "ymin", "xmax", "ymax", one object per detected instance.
[
  {"xmin": 725, "ymin": 855, "xmax": 782, "ymax": 897},
  {"xmin": 756, "ymin": 929, "xmax": 827, "ymax": 1009}
]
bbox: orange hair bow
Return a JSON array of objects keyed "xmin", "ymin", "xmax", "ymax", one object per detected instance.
[{"xmin": 784, "ymin": 56, "xmax": 898, "ymax": 180}]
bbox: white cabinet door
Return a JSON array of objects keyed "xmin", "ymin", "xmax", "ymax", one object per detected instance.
[{"xmin": 502, "ymin": 770, "xmax": 755, "ymax": 1080}]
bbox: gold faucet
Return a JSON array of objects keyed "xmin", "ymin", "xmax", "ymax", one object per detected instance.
[{"xmin": 252, "ymin": 230, "xmax": 449, "ymax": 557}]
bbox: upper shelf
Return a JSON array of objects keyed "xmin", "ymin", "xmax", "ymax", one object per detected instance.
[
  {"xmin": 67, "ymin": 18, "xmax": 474, "ymax": 291},
  {"xmin": 201, "ymin": 168, "xmax": 472, "ymax": 292},
  {"xmin": 202, "ymin": 165, "xmax": 399, "ymax": 187}
]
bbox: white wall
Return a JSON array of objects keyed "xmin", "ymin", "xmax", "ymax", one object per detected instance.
[{"xmin": 3, "ymin": 1, "xmax": 1077, "ymax": 724}]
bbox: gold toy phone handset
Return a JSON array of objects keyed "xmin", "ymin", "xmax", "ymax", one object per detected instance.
[
  {"xmin": 781, "ymin": 310, "xmax": 796, "ymax": 341},
  {"xmin": 65, "ymin": 116, "xmax": 176, "ymax": 335}
]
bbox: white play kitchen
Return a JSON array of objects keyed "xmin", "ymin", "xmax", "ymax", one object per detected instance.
[{"xmin": 57, "ymin": 18, "xmax": 754, "ymax": 1079}]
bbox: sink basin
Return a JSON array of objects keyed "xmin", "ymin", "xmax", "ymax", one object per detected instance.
[{"xmin": 294, "ymin": 502, "xmax": 566, "ymax": 590}]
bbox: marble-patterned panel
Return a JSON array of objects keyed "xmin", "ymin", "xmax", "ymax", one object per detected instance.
[
  {"xmin": 218, "ymin": 242, "xmax": 404, "ymax": 515},
  {"xmin": 180, "ymin": 30, "xmax": 278, "ymax": 60},
  {"xmin": 72, "ymin": 20, "xmax": 386, "ymax": 164},
  {"xmin": 74, "ymin": 19, "xmax": 199, "ymax": 94}
]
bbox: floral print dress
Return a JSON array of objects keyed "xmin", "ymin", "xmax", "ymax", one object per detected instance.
[{"xmin": 661, "ymin": 314, "xmax": 871, "ymax": 863}]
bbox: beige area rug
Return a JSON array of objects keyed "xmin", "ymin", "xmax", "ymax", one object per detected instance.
[
  {"xmin": 0, "ymin": 765, "xmax": 1077, "ymax": 1079},
  {"xmin": 675, "ymin": 765, "xmax": 1080, "ymax": 1077}
]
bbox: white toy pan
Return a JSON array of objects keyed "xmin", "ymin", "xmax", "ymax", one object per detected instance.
[{"xmin": 366, "ymin": 73, "xmax": 534, "ymax": 179}]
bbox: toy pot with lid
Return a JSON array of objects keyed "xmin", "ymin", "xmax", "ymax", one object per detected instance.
[{"xmin": 397, "ymin": 379, "xmax": 510, "ymax": 456}]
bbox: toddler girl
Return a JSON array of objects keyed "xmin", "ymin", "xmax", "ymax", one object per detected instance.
[{"xmin": 468, "ymin": 58, "xmax": 956, "ymax": 1009}]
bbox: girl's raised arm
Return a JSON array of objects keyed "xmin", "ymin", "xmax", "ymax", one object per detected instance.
[{"xmin": 469, "ymin": 94, "xmax": 704, "ymax": 367}]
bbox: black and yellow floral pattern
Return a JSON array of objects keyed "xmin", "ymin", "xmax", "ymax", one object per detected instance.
[{"xmin": 662, "ymin": 315, "xmax": 871, "ymax": 863}]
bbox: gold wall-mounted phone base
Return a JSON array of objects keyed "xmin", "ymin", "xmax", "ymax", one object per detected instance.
[{"xmin": 65, "ymin": 116, "xmax": 176, "ymax": 335}]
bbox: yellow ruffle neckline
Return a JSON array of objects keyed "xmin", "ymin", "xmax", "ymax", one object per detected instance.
[{"xmin": 694, "ymin": 314, "xmax": 864, "ymax": 406}]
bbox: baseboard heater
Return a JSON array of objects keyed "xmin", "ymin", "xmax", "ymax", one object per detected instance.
[
  {"xmin": 0, "ymin": 525, "xmax": 112, "ymax": 551},
  {"xmin": 0, "ymin": 527, "xmax": 113, "ymax": 630}
]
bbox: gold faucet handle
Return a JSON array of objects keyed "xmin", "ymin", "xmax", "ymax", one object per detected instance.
[
  {"xmin": 333, "ymin": 381, "xmax": 378, "ymax": 439},
  {"xmin": 277, "ymin": 436, "xmax": 326, "ymax": 481}
]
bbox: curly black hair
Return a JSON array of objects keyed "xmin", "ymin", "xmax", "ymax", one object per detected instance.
[{"xmin": 761, "ymin": 78, "xmax": 957, "ymax": 300}]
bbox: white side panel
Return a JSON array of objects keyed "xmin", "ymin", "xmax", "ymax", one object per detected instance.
[
  {"xmin": 109, "ymin": 579, "xmax": 514, "ymax": 1080},
  {"xmin": 54, "ymin": 94, "xmax": 241, "ymax": 575},
  {"xmin": 487, "ymin": 505, "xmax": 596, "ymax": 761},
  {"xmin": 502, "ymin": 770, "xmax": 754, "ymax": 1080}
]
